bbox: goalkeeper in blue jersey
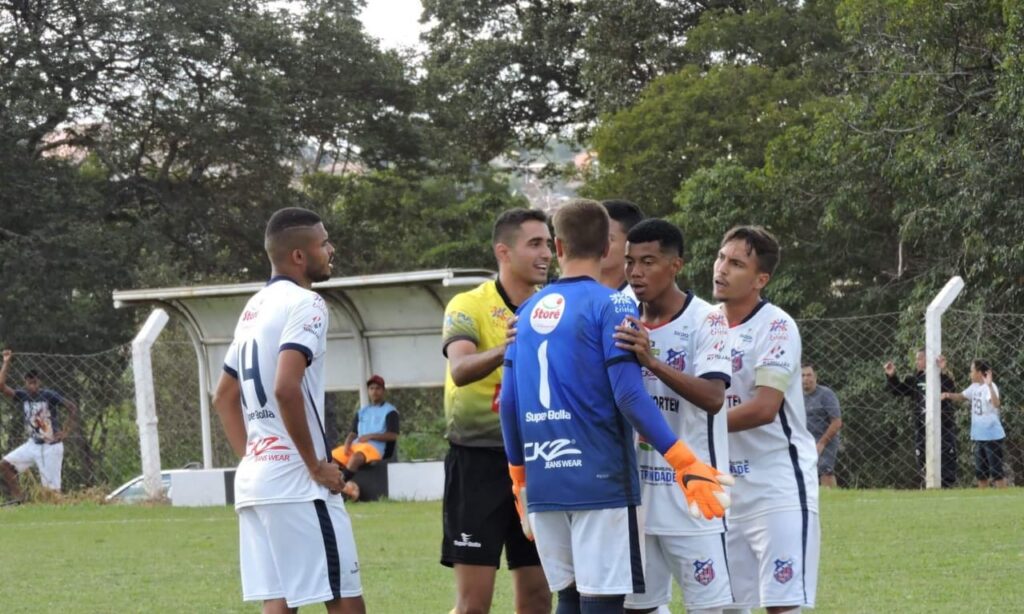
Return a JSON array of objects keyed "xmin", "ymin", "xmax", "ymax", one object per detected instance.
[{"xmin": 499, "ymin": 199, "xmax": 733, "ymax": 614}]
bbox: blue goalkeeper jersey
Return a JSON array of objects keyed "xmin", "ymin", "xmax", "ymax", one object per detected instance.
[{"xmin": 501, "ymin": 276, "xmax": 645, "ymax": 512}]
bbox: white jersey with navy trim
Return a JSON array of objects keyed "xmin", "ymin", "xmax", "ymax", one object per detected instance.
[
  {"xmin": 223, "ymin": 276, "xmax": 332, "ymax": 509},
  {"xmin": 618, "ymin": 281, "xmax": 638, "ymax": 305},
  {"xmin": 723, "ymin": 301, "xmax": 818, "ymax": 522},
  {"xmin": 638, "ymin": 293, "xmax": 732, "ymax": 536}
]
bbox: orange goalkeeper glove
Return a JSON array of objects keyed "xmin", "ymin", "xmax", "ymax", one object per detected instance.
[
  {"xmin": 508, "ymin": 464, "xmax": 533, "ymax": 540},
  {"xmin": 663, "ymin": 440, "xmax": 734, "ymax": 520}
]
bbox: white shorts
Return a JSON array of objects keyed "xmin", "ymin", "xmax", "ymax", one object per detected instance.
[
  {"xmin": 624, "ymin": 532, "xmax": 733, "ymax": 610},
  {"xmin": 3, "ymin": 440, "xmax": 63, "ymax": 491},
  {"xmin": 727, "ymin": 510, "xmax": 820, "ymax": 609},
  {"xmin": 530, "ymin": 506, "xmax": 644, "ymax": 596},
  {"xmin": 238, "ymin": 498, "xmax": 362, "ymax": 607}
]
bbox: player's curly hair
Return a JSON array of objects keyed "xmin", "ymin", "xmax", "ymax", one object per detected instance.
[{"xmin": 626, "ymin": 219, "xmax": 684, "ymax": 257}]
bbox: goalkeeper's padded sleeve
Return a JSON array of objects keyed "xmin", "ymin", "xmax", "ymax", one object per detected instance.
[
  {"xmin": 608, "ymin": 359, "xmax": 679, "ymax": 454},
  {"xmin": 499, "ymin": 357, "xmax": 525, "ymax": 466}
]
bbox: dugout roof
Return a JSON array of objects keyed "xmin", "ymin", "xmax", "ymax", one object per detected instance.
[{"xmin": 112, "ymin": 268, "xmax": 496, "ymax": 398}]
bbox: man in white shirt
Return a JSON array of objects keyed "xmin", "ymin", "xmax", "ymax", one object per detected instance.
[
  {"xmin": 614, "ymin": 220, "xmax": 734, "ymax": 614},
  {"xmin": 212, "ymin": 207, "xmax": 365, "ymax": 614},
  {"xmin": 715, "ymin": 226, "xmax": 819, "ymax": 614}
]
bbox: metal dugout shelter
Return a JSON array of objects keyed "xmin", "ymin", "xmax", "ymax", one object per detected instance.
[{"xmin": 112, "ymin": 268, "xmax": 495, "ymax": 472}]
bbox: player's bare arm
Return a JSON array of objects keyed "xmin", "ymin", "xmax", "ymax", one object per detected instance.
[
  {"xmin": 0, "ymin": 349, "xmax": 15, "ymax": 398},
  {"xmin": 275, "ymin": 348, "xmax": 344, "ymax": 491},
  {"xmin": 985, "ymin": 372, "xmax": 1001, "ymax": 408},
  {"xmin": 614, "ymin": 316, "xmax": 726, "ymax": 413},
  {"xmin": 358, "ymin": 431, "xmax": 398, "ymax": 443},
  {"xmin": 446, "ymin": 339, "xmax": 506, "ymax": 387},
  {"xmin": 941, "ymin": 391, "xmax": 967, "ymax": 402},
  {"xmin": 342, "ymin": 430, "xmax": 357, "ymax": 455},
  {"xmin": 817, "ymin": 416, "xmax": 843, "ymax": 454},
  {"xmin": 212, "ymin": 371, "xmax": 249, "ymax": 458},
  {"xmin": 727, "ymin": 385, "xmax": 786, "ymax": 432}
]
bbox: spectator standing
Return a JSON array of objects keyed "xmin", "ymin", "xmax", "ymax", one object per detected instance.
[
  {"xmin": 801, "ymin": 363, "xmax": 843, "ymax": 488},
  {"xmin": 884, "ymin": 350, "xmax": 959, "ymax": 487},
  {"xmin": 0, "ymin": 349, "xmax": 78, "ymax": 502},
  {"xmin": 942, "ymin": 360, "xmax": 1007, "ymax": 488}
]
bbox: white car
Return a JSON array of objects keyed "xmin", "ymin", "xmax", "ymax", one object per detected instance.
[{"xmin": 105, "ymin": 464, "xmax": 202, "ymax": 503}]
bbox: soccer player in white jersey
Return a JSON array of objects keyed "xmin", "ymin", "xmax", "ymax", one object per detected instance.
[
  {"xmin": 714, "ymin": 226, "xmax": 819, "ymax": 614},
  {"xmin": 212, "ymin": 207, "xmax": 365, "ymax": 614},
  {"xmin": 599, "ymin": 199, "xmax": 644, "ymax": 301},
  {"xmin": 613, "ymin": 220, "xmax": 734, "ymax": 614}
]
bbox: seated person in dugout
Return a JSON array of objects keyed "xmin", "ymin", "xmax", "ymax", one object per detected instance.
[{"xmin": 332, "ymin": 375, "xmax": 399, "ymax": 498}]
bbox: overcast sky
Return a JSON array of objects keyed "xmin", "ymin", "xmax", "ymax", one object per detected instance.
[{"xmin": 359, "ymin": 0, "xmax": 425, "ymax": 50}]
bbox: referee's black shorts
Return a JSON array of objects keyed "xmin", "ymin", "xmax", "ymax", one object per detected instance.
[{"xmin": 440, "ymin": 443, "xmax": 541, "ymax": 569}]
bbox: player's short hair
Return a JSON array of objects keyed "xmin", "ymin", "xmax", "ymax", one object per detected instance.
[
  {"xmin": 601, "ymin": 200, "xmax": 645, "ymax": 233},
  {"xmin": 626, "ymin": 219, "xmax": 684, "ymax": 257},
  {"xmin": 24, "ymin": 369, "xmax": 40, "ymax": 380},
  {"xmin": 802, "ymin": 362, "xmax": 815, "ymax": 371},
  {"xmin": 972, "ymin": 359, "xmax": 991, "ymax": 375},
  {"xmin": 265, "ymin": 207, "xmax": 322, "ymax": 239},
  {"xmin": 721, "ymin": 225, "xmax": 780, "ymax": 275},
  {"xmin": 264, "ymin": 207, "xmax": 323, "ymax": 260},
  {"xmin": 553, "ymin": 199, "xmax": 609, "ymax": 260},
  {"xmin": 492, "ymin": 208, "xmax": 548, "ymax": 246}
]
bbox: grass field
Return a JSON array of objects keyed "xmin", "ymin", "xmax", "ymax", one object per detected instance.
[{"xmin": 1, "ymin": 489, "xmax": 1021, "ymax": 613}]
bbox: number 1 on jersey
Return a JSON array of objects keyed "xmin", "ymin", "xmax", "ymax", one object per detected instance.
[{"xmin": 538, "ymin": 340, "xmax": 550, "ymax": 410}]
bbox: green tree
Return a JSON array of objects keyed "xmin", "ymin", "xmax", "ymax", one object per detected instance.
[
  {"xmin": 676, "ymin": 0, "xmax": 1024, "ymax": 315},
  {"xmin": 420, "ymin": 0, "xmax": 729, "ymax": 162},
  {"xmin": 584, "ymin": 64, "xmax": 818, "ymax": 216},
  {"xmin": 303, "ymin": 168, "xmax": 527, "ymax": 275},
  {"xmin": 0, "ymin": 0, "xmax": 427, "ymax": 351}
]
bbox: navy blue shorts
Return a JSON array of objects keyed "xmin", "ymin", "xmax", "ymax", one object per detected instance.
[{"xmin": 973, "ymin": 440, "xmax": 1005, "ymax": 481}]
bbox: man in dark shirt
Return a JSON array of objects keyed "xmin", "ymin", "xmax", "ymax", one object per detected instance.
[
  {"xmin": 1, "ymin": 350, "xmax": 78, "ymax": 501},
  {"xmin": 884, "ymin": 350, "xmax": 958, "ymax": 487}
]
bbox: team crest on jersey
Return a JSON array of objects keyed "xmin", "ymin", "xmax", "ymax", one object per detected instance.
[
  {"xmin": 490, "ymin": 306, "xmax": 511, "ymax": 322},
  {"xmin": 773, "ymin": 558, "xmax": 794, "ymax": 584},
  {"xmin": 531, "ymin": 293, "xmax": 565, "ymax": 334},
  {"xmin": 769, "ymin": 318, "xmax": 789, "ymax": 340},
  {"xmin": 610, "ymin": 291, "xmax": 636, "ymax": 314},
  {"xmin": 731, "ymin": 348, "xmax": 744, "ymax": 372},
  {"xmin": 666, "ymin": 348, "xmax": 686, "ymax": 371},
  {"xmin": 693, "ymin": 558, "xmax": 716, "ymax": 586}
]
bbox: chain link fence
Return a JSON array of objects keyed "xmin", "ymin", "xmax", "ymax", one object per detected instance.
[
  {"xmin": 800, "ymin": 310, "xmax": 1022, "ymax": 488},
  {"xmin": 2, "ymin": 311, "xmax": 1020, "ymax": 499}
]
